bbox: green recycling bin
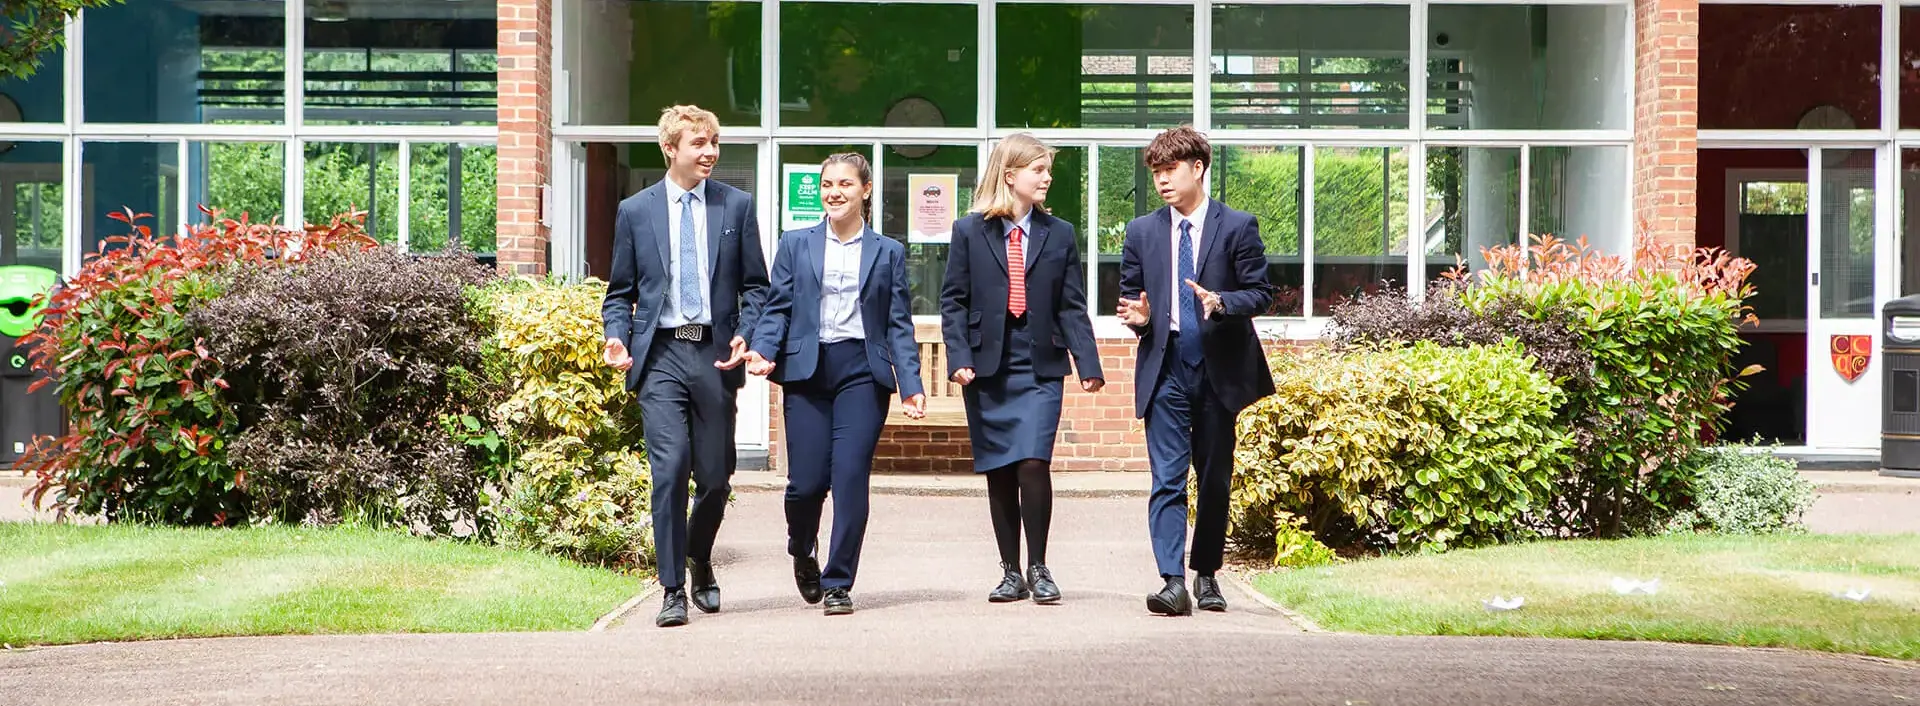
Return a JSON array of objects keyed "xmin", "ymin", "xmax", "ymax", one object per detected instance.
[{"xmin": 0, "ymin": 265, "xmax": 61, "ymax": 467}]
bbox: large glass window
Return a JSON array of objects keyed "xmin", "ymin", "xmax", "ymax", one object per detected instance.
[
  {"xmin": 581, "ymin": 0, "xmax": 762, "ymax": 128},
  {"xmin": 781, "ymin": 3, "xmax": 976, "ymax": 129},
  {"xmin": 0, "ymin": 43, "xmax": 62, "ymax": 124},
  {"xmin": 997, "ymin": 4, "xmax": 1195, "ymax": 129},
  {"xmin": 878, "ymin": 143, "xmax": 984, "ymax": 316},
  {"xmin": 192, "ymin": 141, "xmax": 285, "ymax": 225},
  {"xmin": 1701, "ymin": 4, "xmax": 1880, "ymax": 131},
  {"xmin": 1211, "ymin": 5, "xmax": 1412, "ymax": 130},
  {"xmin": 303, "ymin": 0, "xmax": 496, "ymax": 125},
  {"xmin": 82, "ymin": 141, "xmax": 176, "ymax": 253},
  {"xmin": 1426, "ymin": 146, "xmax": 1519, "ymax": 278},
  {"xmin": 1095, "ymin": 146, "xmax": 1158, "ymax": 316},
  {"xmin": 85, "ymin": 0, "xmax": 287, "ymax": 125},
  {"xmin": 1212, "ymin": 145, "xmax": 1305, "ymax": 316},
  {"xmin": 1426, "ymin": 4, "xmax": 1629, "ymax": 131},
  {"xmin": 304, "ymin": 142, "xmax": 400, "ymax": 242},
  {"xmin": 1313, "ymin": 146, "xmax": 1409, "ymax": 316},
  {"xmin": 0, "ymin": 141, "xmax": 66, "ymax": 272},
  {"xmin": 410, "ymin": 142, "xmax": 497, "ymax": 254}
]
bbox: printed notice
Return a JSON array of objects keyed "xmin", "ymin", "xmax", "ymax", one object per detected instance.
[
  {"xmin": 906, "ymin": 173, "xmax": 958, "ymax": 244},
  {"xmin": 782, "ymin": 164, "xmax": 826, "ymax": 231}
]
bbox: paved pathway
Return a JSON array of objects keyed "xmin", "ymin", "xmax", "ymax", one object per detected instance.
[{"xmin": 4, "ymin": 489, "xmax": 1916, "ymax": 705}]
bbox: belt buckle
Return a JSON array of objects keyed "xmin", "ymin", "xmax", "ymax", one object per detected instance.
[{"xmin": 674, "ymin": 324, "xmax": 705, "ymax": 342}]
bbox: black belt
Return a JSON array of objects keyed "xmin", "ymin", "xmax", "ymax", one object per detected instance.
[{"xmin": 656, "ymin": 324, "xmax": 711, "ymax": 342}]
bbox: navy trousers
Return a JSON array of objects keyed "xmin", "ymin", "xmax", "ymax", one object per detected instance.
[
  {"xmin": 783, "ymin": 339, "xmax": 888, "ymax": 589},
  {"xmin": 1145, "ymin": 332, "xmax": 1237, "ymax": 579},
  {"xmin": 639, "ymin": 332, "xmax": 736, "ymax": 590}
]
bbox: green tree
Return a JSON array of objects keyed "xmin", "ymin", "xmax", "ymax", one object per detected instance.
[{"xmin": 1, "ymin": 0, "xmax": 122, "ymax": 81}]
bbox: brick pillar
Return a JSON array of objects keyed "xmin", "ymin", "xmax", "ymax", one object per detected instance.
[
  {"xmin": 1634, "ymin": 0, "xmax": 1700, "ymax": 248},
  {"xmin": 497, "ymin": 0, "xmax": 553, "ymax": 275}
]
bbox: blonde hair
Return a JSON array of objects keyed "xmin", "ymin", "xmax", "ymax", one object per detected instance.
[
  {"xmin": 656, "ymin": 105, "xmax": 721, "ymax": 159},
  {"xmin": 971, "ymin": 133, "xmax": 1056, "ymax": 219}
]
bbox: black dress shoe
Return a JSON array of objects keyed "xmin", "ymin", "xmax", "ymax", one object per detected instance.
[
  {"xmin": 794, "ymin": 555, "xmax": 824, "ymax": 605},
  {"xmin": 1195, "ymin": 574, "xmax": 1227, "ymax": 612},
  {"xmin": 656, "ymin": 588, "xmax": 689, "ymax": 628},
  {"xmin": 1028, "ymin": 564, "xmax": 1061, "ymax": 604},
  {"xmin": 987, "ymin": 562, "xmax": 1030, "ymax": 603},
  {"xmin": 1147, "ymin": 576, "xmax": 1193, "ymax": 616},
  {"xmin": 688, "ymin": 558, "xmax": 720, "ymax": 614},
  {"xmin": 823, "ymin": 587, "xmax": 853, "ymax": 616}
]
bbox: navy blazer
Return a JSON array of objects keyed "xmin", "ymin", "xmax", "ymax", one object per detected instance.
[
  {"xmin": 600, "ymin": 179, "xmax": 770, "ymax": 392},
  {"xmin": 747, "ymin": 223, "xmax": 925, "ymax": 401},
  {"xmin": 938, "ymin": 211, "xmax": 1103, "ymax": 382},
  {"xmin": 1119, "ymin": 198, "xmax": 1277, "ymax": 417}
]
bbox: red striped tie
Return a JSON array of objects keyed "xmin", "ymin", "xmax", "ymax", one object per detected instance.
[{"xmin": 1008, "ymin": 226, "xmax": 1027, "ymax": 317}]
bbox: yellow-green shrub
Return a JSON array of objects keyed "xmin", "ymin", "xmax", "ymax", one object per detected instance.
[
  {"xmin": 477, "ymin": 277, "xmax": 650, "ymax": 569},
  {"xmin": 1232, "ymin": 339, "xmax": 1572, "ymax": 554}
]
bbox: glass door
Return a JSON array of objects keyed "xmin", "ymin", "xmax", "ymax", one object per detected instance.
[{"xmin": 1806, "ymin": 147, "xmax": 1882, "ymax": 451}]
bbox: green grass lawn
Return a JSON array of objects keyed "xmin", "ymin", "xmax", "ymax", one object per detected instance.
[
  {"xmin": 0, "ymin": 521, "xmax": 641, "ymax": 647},
  {"xmin": 1251, "ymin": 533, "xmax": 1920, "ymax": 660}
]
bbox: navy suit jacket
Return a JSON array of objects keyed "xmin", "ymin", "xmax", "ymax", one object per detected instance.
[
  {"xmin": 747, "ymin": 223, "xmax": 925, "ymax": 401},
  {"xmin": 600, "ymin": 179, "xmax": 770, "ymax": 392},
  {"xmin": 939, "ymin": 211, "xmax": 1102, "ymax": 382},
  {"xmin": 1119, "ymin": 198, "xmax": 1277, "ymax": 418}
]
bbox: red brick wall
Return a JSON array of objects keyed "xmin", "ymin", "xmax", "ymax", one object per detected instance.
[
  {"xmin": 497, "ymin": 0, "xmax": 552, "ymax": 276},
  {"xmin": 1634, "ymin": 0, "xmax": 1698, "ymax": 248}
]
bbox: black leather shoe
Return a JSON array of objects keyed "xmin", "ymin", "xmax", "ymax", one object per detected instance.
[
  {"xmin": 1028, "ymin": 564, "xmax": 1061, "ymax": 604},
  {"xmin": 1147, "ymin": 576, "xmax": 1193, "ymax": 616},
  {"xmin": 823, "ymin": 587, "xmax": 853, "ymax": 616},
  {"xmin": 688, "ymin": 558, "xmax": 720, "ymax": 614},
  {"xmin": 656, "ymin": 588, "xmax": 689, "ymax": 628},
  {"xmin": 987, "ymin": 562, "xmax": 1030, "ymax": 603},
  {"xmin": 794, "ymin": 555, "xmax": 824, "ymax": 605},
  {"xmin": 1195, "ymin": 574, "xmax": 1227, "ymax": 612}
]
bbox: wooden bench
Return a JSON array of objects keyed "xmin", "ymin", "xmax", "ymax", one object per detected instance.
[{"xmin": 888, "ymin": 322, "xmax": 969, "ymax": 427}]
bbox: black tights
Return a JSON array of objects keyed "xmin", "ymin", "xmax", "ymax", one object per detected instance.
[{"xmin": 985, "ymin": 459, "xmax": 1052, "ymax": 567}]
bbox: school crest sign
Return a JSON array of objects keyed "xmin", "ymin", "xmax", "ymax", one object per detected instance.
[{"xmin": 1831, "ymin": 334, "xmax": 1872, "ymax": 383}]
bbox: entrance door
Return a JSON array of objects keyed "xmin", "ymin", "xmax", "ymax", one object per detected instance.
[{"xmin": 1806, "ymin": 147, "xmax": 1882, "ymax": 451}]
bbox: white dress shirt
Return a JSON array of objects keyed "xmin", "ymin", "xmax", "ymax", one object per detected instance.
[
  {"xmin": 660, "ymin": 178, "xmax": 714, "ymax": 328},
  {"xmin": 819, "ymin": 228, "xmax": 866, "ymax": 343},
  {"xmin": 1003, "ymin": 209, "xmax": 1037, "ymax": 272}
]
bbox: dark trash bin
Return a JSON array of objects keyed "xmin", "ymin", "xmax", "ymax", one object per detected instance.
[
  {"xmin": 1881, "ymin": 294, "xmax": 1920, "ymax": 477},
  {"xmin": 0, "ymin": 265, "xmax": 61, "ymax": 467}
]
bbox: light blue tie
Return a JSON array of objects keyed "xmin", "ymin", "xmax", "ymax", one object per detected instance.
[
  {"xmin": 1177, "ymin": 219, "xmax": 1204, "ymax": 367},
  {"xmin": 679, "ymin": 192, "xmax": 702, "ymax": 321}
]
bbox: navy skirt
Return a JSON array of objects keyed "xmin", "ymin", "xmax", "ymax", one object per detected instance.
[{"xmin": 962, "ymin": 324, "xmax": 1064, "ymax": 473}]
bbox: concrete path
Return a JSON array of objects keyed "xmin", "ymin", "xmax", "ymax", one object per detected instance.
[{"xmin": 4, "ymin": 489, "xmax": 1917, "ymax": 705}]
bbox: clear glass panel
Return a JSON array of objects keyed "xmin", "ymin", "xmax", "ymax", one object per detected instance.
[
  {"xmin": 781, "ymin": 3, "xmax": 976, "ymax": 129},
  {"xmin": 1212, "ymin": 145, "xmax": 1305, "ymax": 316},
  {"xmin": 83, "ymin": 141, "xmax": 178, "ymax": 252},
  {"xmin": 1095, "ymin": 146, "xmax": 1162, "ymax": 317},
  {"xmin": 409, "ymin": 142, "xmax": 497, "ymax": 253},
  {"xmin": 304, "ymin": 142, "xmax": 400, "ymax": 243},
  {"xmin": 1821, "ymin": 148, "xmax": 1875, "ymax": 319},
  {"xmin": 1527, "ymin": 145, "xmax": 1629, "ymax": 253},
  {"xmin": 1902, "ymin": 149, "xmax": 1920, "ymax": 296},
  {"xmin": 576, "ymin": 141, "xmax": 759, "ymax": 280},
  {"xmin": 191, "ymin": 141, "xmax": 284, "ymax": 225},
  {"xmin": 1212, "ymin": 5, "xmax": 1411, "ymax": 130},
  {"xmin": 1426, "ymin": 4, "xmax": 1629, "ymax": 131},
  {"xmin": 0, "ymin": 141, "xmax": 65, "ymax": 272},
  {"xmin": 1425, "ymin": 146, "xmax": 1518, "ymax": 281},
  {"xmin": 304, "ymin": 1, "xmax": 495, "ymax": 125},
  {"xmin": 1701, "ymin": 5, "xmax": 1880, "ymax": 131},
  {"xmin": 877, "ymin": 144, "xmax": 984, "ymax": 317},
  {"xmin": 85, "ymin": 1, "xmax": 287, "ymax": 124},
  {"xmin": 1314, "ymin": 146, "xmax": 1408, "ymax": 316},
  {"xmin": 997, "ymin": 4, "xmax": 1195, "ymax": 129},
  {"xmin": 598, "ymin": 0, "xmax": 762, "ymax": 127},
  {"xmin": 0, "ymin": 35, "xmax": 62, "ymax": 123}
]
